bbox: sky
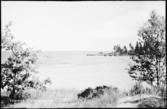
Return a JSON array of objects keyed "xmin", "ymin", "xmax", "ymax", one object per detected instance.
[{"xmin": 1, "ymin": 1, "xmax": 165, "ymax": 51}]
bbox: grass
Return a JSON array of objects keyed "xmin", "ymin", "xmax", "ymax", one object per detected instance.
[
  {"xmin": 1, "ymin": 83, "xmax": 166, "ymax": 108},
  {"xmin": 116, "ymin": 82, "xmax": 167, "ymax": 108},
  {"xmin": 1, "ymin": 86, "xmax": 120, "ymax": 108},
  {"xmin": 138, "ymin": 97, "xmax": 166, "ymax": 108}
]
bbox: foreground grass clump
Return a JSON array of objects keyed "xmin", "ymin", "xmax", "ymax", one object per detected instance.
[
  {"xmin": 76, "ymin": 85, "xmax": 120, "ymax": 107},
  {"xmin": 138, "ymin": 97, "xmax": 166, "ymax": 108},
  {"xmin": 1, "ymin": 89, "xmax": 40, "ymax": 107},
  {"xmin": 117, "ymin": 82, "xmax": 167, "ymax": 108},
  {"xmin": 127, "ymin": 82, "xmax": 166, "ymax": 98},
  {"xmin": 2, "ymin": 84, "xmax": 166, "ymax": 108},
  {"xmin": 2, "ymin": 85, "xmax": 120, "ymax": 108},
  {"xmin": 3, "ymin": 88, "xmax": 80, "ymax": 108}
]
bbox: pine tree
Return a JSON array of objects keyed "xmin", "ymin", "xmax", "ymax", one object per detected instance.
[{"xmin": 127, "ymin": 10, "xmax": 166, "ymax": 91}]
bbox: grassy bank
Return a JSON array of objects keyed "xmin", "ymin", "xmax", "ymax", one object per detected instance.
[
  {"xmin": 1, "ymin": 86, "xmax": 120, "ymax": 108},
  {"xmin": 1, "ymin": 83, "xmax": 166, "ymax": 108}
]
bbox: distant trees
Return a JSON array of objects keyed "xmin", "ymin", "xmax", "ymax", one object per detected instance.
[
  {"xmin": 128, "ymin": 43, "xmax": 135, "ymax": 55},
  {"xmin": 127, "ymin": 11, "xmax": 166, "ymax": 91},
  {"xmin": 1, "ymin": 22, "xmax": 51, "ymax": 99},
  {"xmin": 123, "ymin": 46, "xmax": 128, "ymax": 55},
  {"xmin": 112, "ymin": 44, "xmax": 128, "ymax": 56}
]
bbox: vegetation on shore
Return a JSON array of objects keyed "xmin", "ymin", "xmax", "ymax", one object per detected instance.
[
  {"xmin": 86, "ymin": 45, "xmax": 130, "ymax": 56},
  {"xmin": 2, "ymin": 83, "xmax": 166, "ymax": 108},
  {"xmin": 127, "ymin": 10, "xmax": 166, "ymax": 103},
  {"xmin": 86, "ymin": 43, "xmax": 138, "ymax": 56},
  {"xmin": 1, "ymin": 22, "xmax": 51, "ymax": 107}
]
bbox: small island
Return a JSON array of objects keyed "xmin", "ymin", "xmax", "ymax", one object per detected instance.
[{"xmin": 87, "ymin": 44, "xmax": 134, "ymax": 56}]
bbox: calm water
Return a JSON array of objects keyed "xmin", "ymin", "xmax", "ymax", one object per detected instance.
[
  {"xmin": 1, "ymin": 51, "xmax": 131, "ymax": 67},
  {"xmin": 1, "ymin": 51, "xmax": 135, "ymax": 90},
  {"xmin": 36, "ymin": 51, "xmax": 131, "ymax": 67}
]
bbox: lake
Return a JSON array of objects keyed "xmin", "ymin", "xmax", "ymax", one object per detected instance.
[{"xmin": 2, "ymin": 51, "xmax": 136, "ymax": 90}]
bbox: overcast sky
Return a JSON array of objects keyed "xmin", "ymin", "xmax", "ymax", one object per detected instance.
[{"xmin": 1, "ymin": 1, "xmax": 165, "ymax": 51}]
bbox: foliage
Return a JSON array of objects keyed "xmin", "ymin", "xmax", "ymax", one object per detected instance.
[
  {"xmin": 1, "ymin": 22, "xmax": 51, "ymax": 99},
  {"xmin": 127, "ymin": 10, "xmax": 166, "ymax": 89},
  {"xmin": 112, "ymin": 45, "xmax": 129, "ymax": 56},
  {"xmin": 123, "ymin": 45, "xmax": 128, "ymax": 55},
  {"xmin": 77, "ymin": 85, "xmax": 119, "ymax": 107},
  {"xmin": 128, "ymin": 81, "xmax": 144, "ymax": 96},
  {"xmin": 77, "ymin": 85, "xmax": 119, "ymax": 100},
  {"xmin": 128, "ymin": 43, "xmax": 135, "ymax": 55}
]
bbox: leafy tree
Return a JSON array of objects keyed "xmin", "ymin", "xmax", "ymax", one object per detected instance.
[
  {"xmin": 127, "ymin": 10, "xmax": 166, "ymax": 90},
  {"xmin": 113, "ymin": 45, "xmax": 123, "ymax": 55},
  {"xmin": 119, "ymin": 47, "xmax": 124, "ymax": 56},
  {"xmin": 128, "ymin": 43, "xmax": 135, "ymax": 55},
  {"xmin": 112, "ymin": 45, "xmax": 129, "ymax": 56},
  {"xmin": 123, "ymin": 45, "xmax": 128, "ymax": 55},
  {"xmin": 1, "ymin": 22, "xmax": 51, "ymax": 99},
  {"xmin": 113, "ymin": 45, "xmax": 120, "ymax": 53}
]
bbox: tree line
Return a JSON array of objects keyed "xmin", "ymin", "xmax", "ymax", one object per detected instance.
[{"xmin": 110, "ymin": 43, "xmax": 134, "ymax": 56}]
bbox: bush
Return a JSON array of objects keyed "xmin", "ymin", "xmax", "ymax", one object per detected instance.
[
  {"xmin": 77, "ymin": 85, "xmax": 119, "ymax": 100},
  {"xmin": 11, "ymin": 90, "xmax": 31, "ymax": 100},
  {"xmin": 77, "ymin": 85, "xmax": 119, "ymax": 107},
  {"xmin": 77, "ymin": 87, "xmax": 94, "ymax": 100},
  {"xmin": 128, "ymin": 82, "xmax": 143, "ymax": 96}
]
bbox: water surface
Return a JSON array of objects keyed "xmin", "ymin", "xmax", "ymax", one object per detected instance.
[{"xmin": 2, "ymin": 51, "xmax": 135, "ymax": 90}]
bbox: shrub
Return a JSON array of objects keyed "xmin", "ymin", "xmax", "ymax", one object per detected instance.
[
  {"xmin": 77, "ymin": 87, "xmax": 94, "ymax": 100},
  {"xmin": 77, "ymin": 85, "xmax": 118, "ymax": 100},
  {"xmin": 128, "ymin": 82, "xmax": 143, "ymax": 96},
  {"xmin": 77, "ymin": 85, "xmax": 119, "ymax": 107}
]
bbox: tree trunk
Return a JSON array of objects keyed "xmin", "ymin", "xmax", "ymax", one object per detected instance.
[
  {"xmin": 156, "ymin": 56, "xmax": 160, "ymax": 89},
  {"xmin": 157, "ymin": 72, "xmax": 159, "ymax": 87}
]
